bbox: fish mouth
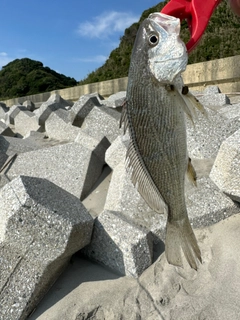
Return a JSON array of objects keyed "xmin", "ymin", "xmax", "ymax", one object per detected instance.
[
  {"xmin": 147, "ymin": 13, "xmax": 188, "ymax": 83},
  {"xmin": 148, "ymin": 12, "xmax": 181, "ymax": 35},
  {"xmin": 147, "ymin": 17, "xmax": 187, "ymax": 64}
]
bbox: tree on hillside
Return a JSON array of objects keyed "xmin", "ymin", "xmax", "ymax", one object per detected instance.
[
  {"xmin": 79, "ymin": 0, "xmax": 240, "ymax": 84},
  {"xmin": 0, "ymin": 58, "xmax": 77, "ymax": 100}
]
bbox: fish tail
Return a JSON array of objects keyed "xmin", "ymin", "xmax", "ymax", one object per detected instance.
[{"xmin": 165, "ymin": 217, "xmax": 202, "ymax": 270}]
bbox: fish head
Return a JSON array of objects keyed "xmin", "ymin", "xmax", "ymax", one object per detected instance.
[{"xmin": 132, "ymin": 12, "xmax": 188, "ymax": 83}]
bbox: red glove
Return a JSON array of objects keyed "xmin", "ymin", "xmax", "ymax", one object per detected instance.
[{"xmin": 161, "ymin": 0, "xmax": 221, "ymax": 52}]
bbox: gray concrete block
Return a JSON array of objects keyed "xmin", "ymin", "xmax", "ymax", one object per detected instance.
[
  {"xmin": 102, "ymin": 91, "xmax": 126, "ymax": 108},
  {"xmin": 23, "ymin": 131, "xmax": 47, "ymax": 141},
  {"xmin": 34, "ymin": 93, "xmax": 72, "ymax": 126},
  {"xmin": 35, "ymin": 103, "xmax": 62, "ymax": 125},
  {"xmin": 81, "ymin": 106, "xmax": 122, "ymax": 143},
  {"xmin": 210, "ymin": 129, "xmax": 240, "ymax": 202},
  {"xmin": 83, "ymin": 92, "xmax": 104, "ymax": 103},
  {"xmin": 0, "ymin": 134, "xmax": 62, "ymax": 157},
  {"xmin": 0, "ymin": 120, "xmax": 15, "ymax": 137},
  {"xmin": 186, "ymin": 177, "xmax": 240, "ymax": 228},
  {"xmin": 70, "ymin": 94, "xmax": 101, "ymax": 127},
  {"xmin": 0, "ymin": 175, "xmax": 93, "ymax": 320},
  {"xmin": 75, "ymin": 130, "xmax": 110, "ymax": 162},
  {"xmin": 187, "ymin": 107, "xmax": 240, "ymax": 158},
  {"xmin": 104, "ymin": 161, "xmax": 149, "ymax": 214},
  {"xmin": 198, "ymin": 93, "xmax": 230, "ymax": 107},
  {"xmin": 190, "ymin": 90, "xmax": 201, "ymax": 95},
  {"xmin": 14, "ymin": 110, "xmax": 41, "ymax": 137},
  {"xmin": 45, "ymin": 111, "xmax": 80, "ymax": 141},
  {"xmin": 0, "ymin": 103, "xmax": 8, "ymax": 121},
  {"xmin": 5, "ymin": 142, "xmax": 105, "ymax": 199},
  {"xmin": 104, "ymin": 161, "xmax": 164, "ymax": 240},
  {"xmin": 218, "ymin": 103, "xmax": 240, "ymax": 119},
  {"xmin": 104, "ymin": 157, "xmax": 239, "ymax": 244},
  {"xmin": 190, "ymin": 157, "xmax": 215, "ymax": 179},
  {"xmin": 22, "ymin": 132, "xmax": 64, "ymax": 149},
  {"xmin": 45, "ymin": 93, "xmax": 73, "ymax": 108},
  {"xmin": 105, "ymin": 135, "xmax": 129, "ymax": 169},
  {"xmin": 0, "ymin": 102, "xmax": 7, "ymax": 108},
  {"xmin": 81, "ymin": 165, "xmax": 112, "ymax": 218},
  {"xmin": 34, "ymin": 101, "xmax": 45, "ymax": 109},
  {"xmin": 22, "ymin": 100, "xmax": 35, "ymax": 111},
  {"xmin": 0, "ymin": 151, "xmax": 8, "ymax": 169},
  {"xmin": 83, "ymin": 210, "xmax": 152, "ymax": 277},
  {"xmin": 203, "ymin": 85, "xmax": 221, "ymax": 94},
  {"xmin": 0, "ymin": 136, "xmax": 15, "ymax": 154},
  {"xmin": 53, "ymin": 108, "xmax": 74, "ymax": 122},
  {"xmin": 5, "ymin": 105, "xmax": 27, "ymax": 125}
]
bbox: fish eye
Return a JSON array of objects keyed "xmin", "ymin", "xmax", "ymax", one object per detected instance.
[{"xmin": 148, "ymin": 33, "xmax": 159, "ymax": 46}]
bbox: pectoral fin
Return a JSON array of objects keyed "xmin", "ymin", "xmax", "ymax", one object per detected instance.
[
  {"xmin": 184, "ymin": 91, "xmax": 208, "ymax": 119},
  {"xmin": 173, "ymin": 91, "xmax": 196, "ymax": 125},
  {"xmin": 174, "ymin": 88, "xmax": 208, "ymax": 125}
]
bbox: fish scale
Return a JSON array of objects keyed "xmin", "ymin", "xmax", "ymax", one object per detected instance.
[
  {"xmin": 128, "ymin": 83, "xmax": 187, "ymax": 213},
  {"xmin": 121, "ymin": 12, "xmax": 202, "ymax": 270}
]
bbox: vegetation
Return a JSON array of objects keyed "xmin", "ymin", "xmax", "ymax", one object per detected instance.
[
  {"xmin": 1, "ymin": 0, "xmax": 239, "ymax": 99},
  {"xmin": 0, "ymin": 58, "xmax": 77, "ymax": 100},
  {"xmin": 79, "ymin": 0, "xmax": 240, "ymax": 84}
]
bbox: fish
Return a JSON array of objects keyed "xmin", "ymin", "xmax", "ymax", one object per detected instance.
[{"xmin": 120, "ymin": 12, "xmax": 203, "ymax": 270}]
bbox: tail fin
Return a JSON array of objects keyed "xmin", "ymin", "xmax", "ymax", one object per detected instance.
[{"xmin": 165, "ymin": 217, "xmax": 202, "ymax": 270}]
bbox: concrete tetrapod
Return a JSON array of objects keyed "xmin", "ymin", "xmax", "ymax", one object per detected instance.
[{"xmin": 0, "ymin": 175, "xmax": 93, "ymax": 320}]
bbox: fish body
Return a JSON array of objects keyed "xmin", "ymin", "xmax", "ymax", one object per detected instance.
[{"xmin": 121, "ymin": 13, "xmax": 202, "ymax": 269}]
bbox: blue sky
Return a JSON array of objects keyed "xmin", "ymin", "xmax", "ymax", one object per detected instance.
[{"xmin": 0, "ymin": 0, "xmax": 162, "ymax": 81}]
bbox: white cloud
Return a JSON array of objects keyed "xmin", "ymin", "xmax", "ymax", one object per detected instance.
[
  {"xmin": 77, "ymin": 11, "xmax": 139, "ymax": 39},
  {"xmin": 78, "ymin": 55, "xmax": 108, "ymax": 63},
  {"xmin": 0, "ymin": 52, "xmax": 13, "ymax": 68}
]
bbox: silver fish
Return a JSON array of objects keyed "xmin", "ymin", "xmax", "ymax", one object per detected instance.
[{"xmin": 120, "ymin": 12, "xmax": 202, "ymax": 270}]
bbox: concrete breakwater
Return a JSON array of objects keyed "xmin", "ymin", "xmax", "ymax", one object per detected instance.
[
  {"xmin": 1, "ymin": 55, "xmax": 240, "ymax": 106},
  {"xmin": 0, "ymin": 86, "xmax": 239, "ymax": 319}
]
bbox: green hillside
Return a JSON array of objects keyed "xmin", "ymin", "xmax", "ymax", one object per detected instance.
[
  {"xmin": 79, "ymin": 0, "xmax": 240, "ymax": 84},
  {"xmin": 0, "ymin": 58, "xmax": 77, "ymax": 100},
  {"xmin": 1, "ymin": 0, "xmax": 239, "ymax": 100}
]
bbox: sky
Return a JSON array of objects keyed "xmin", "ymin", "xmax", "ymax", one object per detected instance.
[{"xmin": 0, "ymin": 0, "xmax": 162, "ymax": 81}]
